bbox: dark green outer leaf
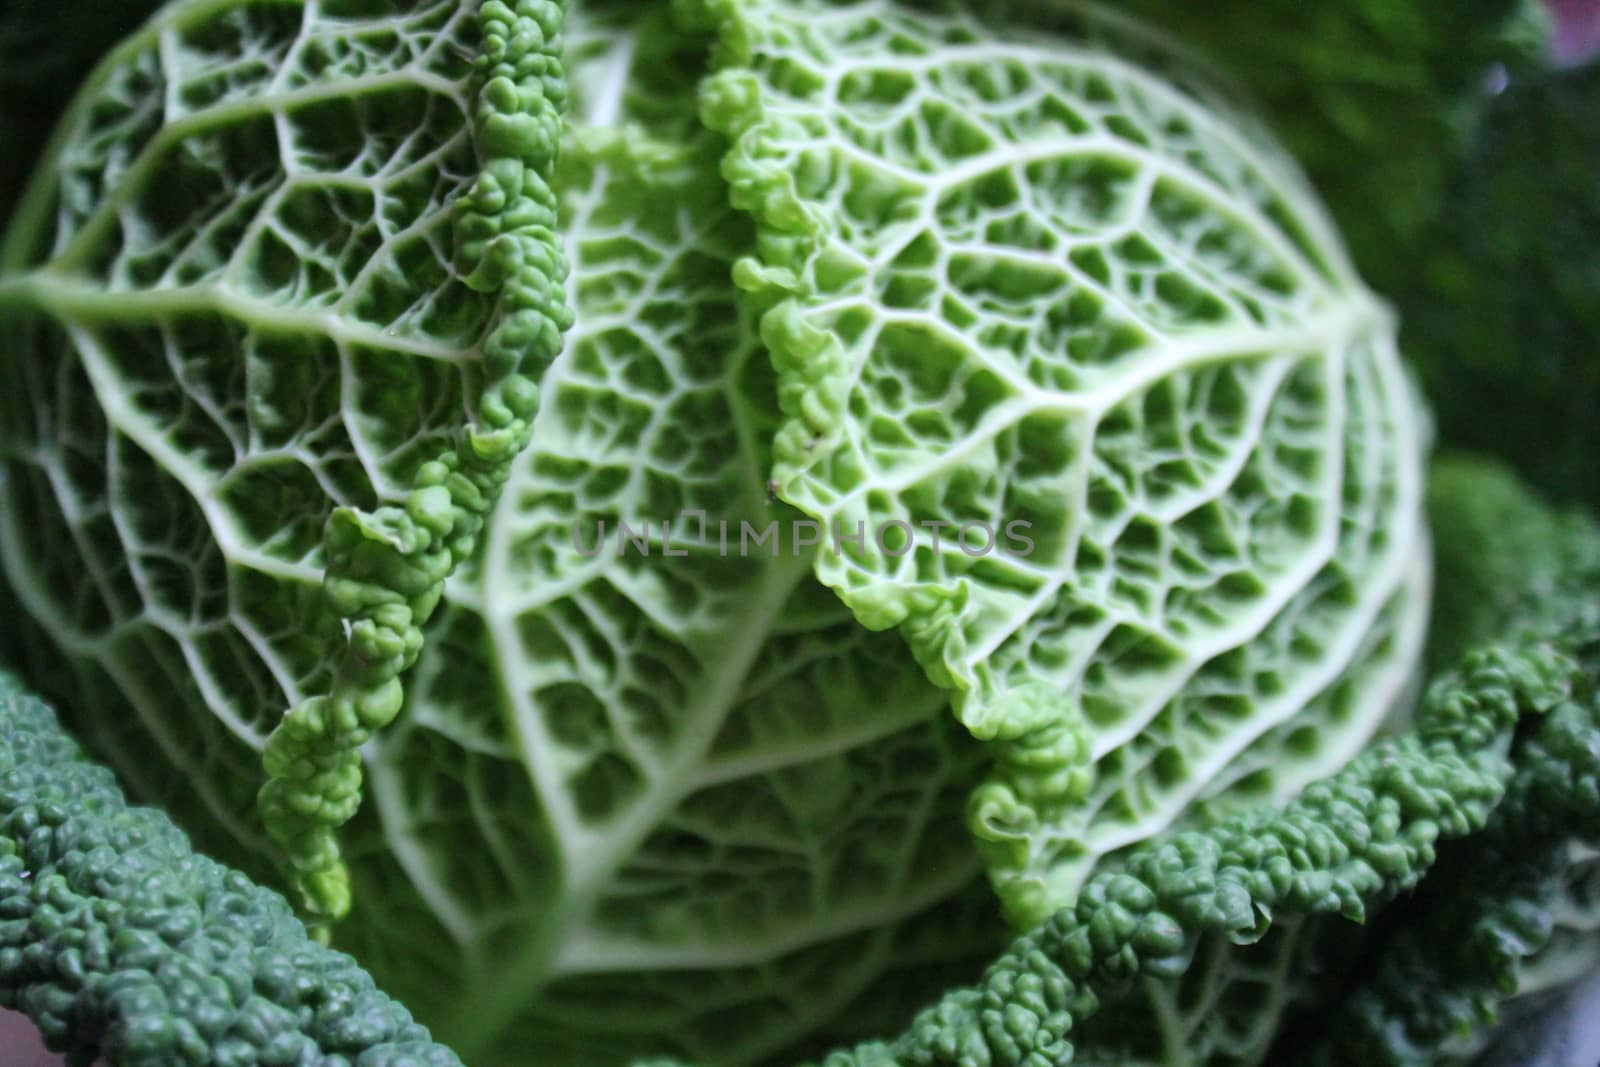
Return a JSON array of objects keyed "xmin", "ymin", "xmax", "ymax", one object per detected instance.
[{"xmin": 0, "ymin": 669, "xmax": 465, "ymax": 1067}]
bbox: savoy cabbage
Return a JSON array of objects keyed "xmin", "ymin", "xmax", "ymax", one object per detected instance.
[
  {"xmin": 6, "ymin": 1, "xmax": 1592, "ymax": 1066},
  {"xmin": 699, "ymin": 0, "xmax": 1427, "ymax": 925}
]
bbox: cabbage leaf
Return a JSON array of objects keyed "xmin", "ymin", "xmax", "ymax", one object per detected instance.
[{"xmin": 695, "ymin": 0, "xmax": 1431, "ymax": 924}]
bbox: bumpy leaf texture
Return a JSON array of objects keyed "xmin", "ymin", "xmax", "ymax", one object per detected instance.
[
  {"xmin": 0, "ymin": 0, "xmax": 581, "ymax": 929},
  {"xmin": 0, "ymin": 2, "xmax": 996, "ymax": 1062},
  {"xmin": 899, "ymin": 458, "xmax": 1600, "ymax": 1067},
  {"xmin": 0, "ymin": 670, "xmax": 467, "ymax": 1067},
  {"xmin": 772, "ymin": 634, "xmax": 1590, "ymax": 1067},
  {"xmin": 337, "ymin": 7, "xmax": 998, "ymax": 1064},
  {"xmin": 1245, "ymin": 457, "xmax": 1600, "ymax": 1067},
  {"xmin": 1068, "ymin": 917, "xmax": 1327, "ymax": 1067},
  {"xmin": 771, "ymin": 460, "xmax": 1600, "ymax": 1067},
  {"xmin": 697, "ymin": 0, "xmax": 1430, "ymax": 924},
  {"xmin": 0, "ymin": 0, "xmax": 1432, "ymax": 1063},
  {"xmin": 0, "ymin": 0, "xmax": 511, "ymax": 872}
]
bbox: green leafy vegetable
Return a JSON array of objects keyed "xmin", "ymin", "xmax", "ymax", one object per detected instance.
[
  {"xmin": 335, "ymin": 14, "xmax": 997, "ymax": 1061},
  {"xmin": 1114, "ymin": 2, "xmax": 1600, "ymax": 512},
  {"xmin": 695, "ymin": 0, "xmax": 1429, "ymax": 926},
  {"xmin": 1267, "ymin": 457, "xmax": 1600, "ymax": 1066},
  {"xmin": 0, "ymin": 0, "xmax": 576, "ymax": 928},
  {"xmin": 715, "ymin": 456, "xmax": 1600, "ymax": 1067},
  {"xmin": 1300, "ymin": 831, "xmax": 1596, "ymax": 1067},
  {"xmin": 740, "ymin": 634, "xmax": 1593, "ymax": 1067},
  {"xmin": 253, "ymin": 0, "xmax": 575, "ymax": 928},
  {"xmin": 11, "ymin": 448, "xmax": 1599, "ymax": 1067},
  {"xmin": 2, "ymin": 3, "xmax": 998, "ymax": 1060},
  {"xmin": 0, "ymin": 669, "xmax": 465, "ymax": 1067},
  {"xmin": 19, "ymin": 1, "xmax": 1600, "ymax": 1066},
  {"xmin": 1038, "ymin": 455, "xmax": 1600, "ymax": 1067}
]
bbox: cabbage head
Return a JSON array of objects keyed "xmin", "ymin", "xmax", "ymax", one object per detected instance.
[{"xmin": 0, "ymin": 0, "xmax": 1430, "ymax": 1063}]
